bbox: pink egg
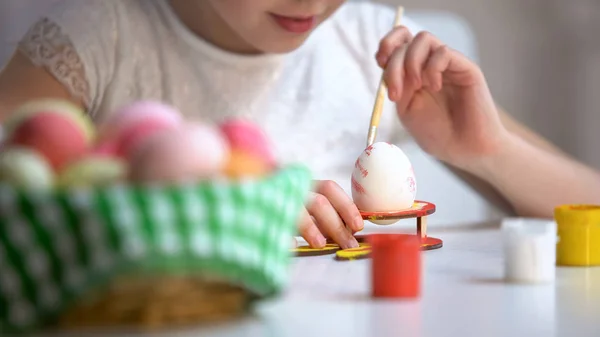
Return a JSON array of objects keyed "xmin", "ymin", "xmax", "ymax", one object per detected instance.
[
  {"xmin": 129, "ymin": 123, "xmax": 229, "ymax": 183},
  {"xmin": 219, "ymin": 118, "xmax": 276, "ymax": 167},
  {"xmin": 98, "ymin": 101, "xmax": 183, "ymax": 157},
  {"xmin": 114, "ymin": 118, "xmax": 178, "ymax": 157}
]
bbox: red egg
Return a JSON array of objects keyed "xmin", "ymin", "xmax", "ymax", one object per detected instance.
[{"xmin": 7, "ymin": 112, "xmax": 90, "ymax": 171}]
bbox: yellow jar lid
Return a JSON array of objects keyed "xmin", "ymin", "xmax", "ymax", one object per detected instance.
[{"xmin": 555, "ymin": 204, "xmax": 600, "ymax": 213}]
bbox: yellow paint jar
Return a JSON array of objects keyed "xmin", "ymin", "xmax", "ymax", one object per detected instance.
[{"xmin": 554, "ymin": 205, "xmax": 600, "ymax": 266}]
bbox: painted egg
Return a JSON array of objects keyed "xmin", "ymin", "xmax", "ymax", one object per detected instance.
[
  {"xmin": 98, "ymin": 100, "xmax": 183, "ymax": 158},
  {"xmin": 223, "ymin": 149, "xmax": 271, "ymax": 179},
  {"xmin": 0, "ymin": 146, "xmax": 55, "ymax": 190},
  {"xmin": 351, "ymin": 142, "xmax": 416, "ymax": 225},
  {"xmin": 219, "ymin": 118, "xmax": 276, "ymax": 168},
  {"xmin": 129, "ymin": 123, "xmax": 229, "ymax": 183},
  {"xmin": 4, "ymin": 100, "xmax": 94, "ymax": 171},
  {"xmin": 57, "ymin": 155, "xmax": 127, "ymax": 188}
]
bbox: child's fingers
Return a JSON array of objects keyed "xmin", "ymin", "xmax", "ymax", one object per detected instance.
[
  {"xmin": 384, "ymin": 47, "xmax": 419, "ymax": 115},
  {"xmin": 376, "ymin": 26, "xmax": 413, "ymax": 68},
  {"xmin": 384, "ymin": 31, "xmax": 443, "ymax": 103},
  {"xmin": 297, "ymin": 208, "xmax": 326, "ymax": 248},
  {"xmin": 404, "ymin": 31, "xmax": 445, "ymax": 89},
  {"xmin": 383, "ymin": 46, "xmax": 408, "ymax": 101},
  {"xmin": 306, "ymin": 192, "xmax": 359, "ymax": 249},
  {"xmin": 315, "ymin": 180, "xmax": 363, "ymax": 232},
  {"xmin": 424, "ymin": 45, "xmax": 452, "ymax": 92}
]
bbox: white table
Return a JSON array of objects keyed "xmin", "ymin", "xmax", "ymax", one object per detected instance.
[{"xmin": 48, "ymin": 223, "xmax": 600, "ymax": 337}]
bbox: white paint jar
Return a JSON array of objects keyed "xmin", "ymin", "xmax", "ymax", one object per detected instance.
[{"xmin": 502, "ymin": 218, "xmax": 557, "ymax": 283}]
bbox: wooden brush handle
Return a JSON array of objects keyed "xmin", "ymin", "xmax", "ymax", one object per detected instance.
[{"xmin": 366, "ymin": 6, "xmax": 405, "ymax": 147}]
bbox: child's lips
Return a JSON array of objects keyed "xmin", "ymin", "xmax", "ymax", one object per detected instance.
[{"xmin": 270, "ymin": 13, "xmax": 317, "ymax": 33}]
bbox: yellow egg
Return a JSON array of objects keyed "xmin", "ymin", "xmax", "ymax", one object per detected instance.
[{"xmin": 57, "ymin": 155, "xmax": 126, "ymax": 188}]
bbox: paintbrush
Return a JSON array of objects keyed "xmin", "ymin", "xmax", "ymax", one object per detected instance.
[{"xmin": 366, "ymin": 6, "xmax": 405, "ymax": 148}]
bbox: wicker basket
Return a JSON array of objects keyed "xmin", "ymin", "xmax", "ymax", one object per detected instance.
[{"xmin": 0, "ymin": 165, "xmax": 312, "ymax": 333}]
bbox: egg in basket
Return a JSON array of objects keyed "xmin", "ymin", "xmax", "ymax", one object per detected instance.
[{"xmin": 0, "ymin": 100, "xmax": 312, "ymax": 333}]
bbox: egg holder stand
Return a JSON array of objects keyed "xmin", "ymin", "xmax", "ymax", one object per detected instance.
[
  {"xmin": 292, "ymin": 201, "xmax": 442, "ymax": 260},
  {"xmin": 0, "ymin": 165, "xmax": 313, "ymax": 334}
]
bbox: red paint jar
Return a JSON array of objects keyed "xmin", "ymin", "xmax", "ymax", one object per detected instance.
[{"xmin": 369, "ymin": 233, "xmax": 421, "ymax": 299}]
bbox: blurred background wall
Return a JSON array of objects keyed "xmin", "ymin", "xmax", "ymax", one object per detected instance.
[
  {"xmin": 0, "ymin": 0, "xmax": 63, "ymax": 66},
  {"xmin": 383, "ymin": 0, "xmax": 600, "ymax": 170}
]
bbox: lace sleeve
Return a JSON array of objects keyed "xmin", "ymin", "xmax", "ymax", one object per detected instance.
[
  {"xmin": 17, "ymin": 17, "xmax": 91, "ymax": 108},
  {"xmin": 14, "ymin": 0, "xmax": 119, "ymax": 118}
]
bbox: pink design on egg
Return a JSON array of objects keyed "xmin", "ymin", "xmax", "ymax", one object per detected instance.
[
  {"xmin": 407, "ymin": 176, "xmax": 416, "ymax": 194},
  {"xmin": 355, "ymin": 159, "xmax": 368, "ymax": 178},
  {"xmin": 351, "ymin": 176, "xmax": 367, "ymax": 195}
]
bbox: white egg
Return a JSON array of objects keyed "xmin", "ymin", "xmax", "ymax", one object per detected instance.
[{"xmin": 350, "ymin": 142, "xmax": 416, "ymax": 225}]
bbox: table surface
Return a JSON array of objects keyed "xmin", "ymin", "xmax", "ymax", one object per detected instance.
[{"xmin": 46, "ymin": 223, "xmax": 600, "ymax": 337}]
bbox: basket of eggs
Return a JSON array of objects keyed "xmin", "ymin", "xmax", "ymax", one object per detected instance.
[{"xmin": 0, "ymin": 100, "xmax": 312, "ymax": 333}]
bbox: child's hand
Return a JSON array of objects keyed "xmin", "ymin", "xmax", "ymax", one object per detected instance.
[
  {"xmin": 298, "ymin": 180, "xmax": 363, "ymax": 249},
  {"xmin": 376, "ymin": 27, "xmax": 511, "ymax": 170}
]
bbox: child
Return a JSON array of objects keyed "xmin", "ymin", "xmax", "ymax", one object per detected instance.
[{"xmin": 0, "ymin": 0, "xmax": 598, "ymax": 250}]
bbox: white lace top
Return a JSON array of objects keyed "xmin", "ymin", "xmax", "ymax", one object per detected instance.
[{"xmin": 17, "ymin": 0, "xmax": 423, "ymax": 195}]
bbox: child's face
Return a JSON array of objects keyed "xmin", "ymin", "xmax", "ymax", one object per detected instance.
[{"xmin": 207, "ymin": 0, "xmax": 346, "ymax": 53}]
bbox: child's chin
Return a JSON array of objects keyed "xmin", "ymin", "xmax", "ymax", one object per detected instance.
[{"xmin": 254, "ymin": 37, "xmax": 310, "ymax": 54}]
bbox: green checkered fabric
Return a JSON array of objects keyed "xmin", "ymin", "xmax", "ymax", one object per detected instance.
[{"xmin": 0, "ymin": 165, "xmax": 311, "ymax": 334}]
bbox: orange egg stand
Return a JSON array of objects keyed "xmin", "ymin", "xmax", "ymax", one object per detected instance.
[
  {"xmin": 292, "ymin": 200, "xmax": 442, "ymax": 260},
  {"xmin": 360, "ymin": 200, "xmax": 442, "ymax": 249}
]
